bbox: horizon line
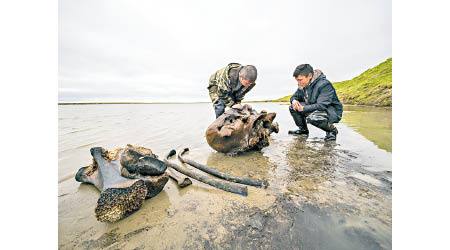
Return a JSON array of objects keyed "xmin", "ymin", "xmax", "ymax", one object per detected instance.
[{"xmin": 58, "ymin": 100, "xmax": 281, "ymax": 105}]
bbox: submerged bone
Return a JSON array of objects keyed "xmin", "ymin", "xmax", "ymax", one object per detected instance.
[
  {"xmin": 205, "ymin": 104, "xmax": 279, "ymax": 154},
  {"xmin": 167, "ymin": 168, "xmax": 192, "ymax": 188},
  {"xmin": 178, "ymin": 148, "xmax": 269, "ymax": 188}
]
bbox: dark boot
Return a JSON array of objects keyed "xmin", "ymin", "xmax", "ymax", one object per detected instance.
[
  {"xmin": 324, "ymin": 125, "xmax": 338, "ymax": 141},
  {"xmin": 288, "ymin": 106, "xmax": 309, "ymax": 135}
]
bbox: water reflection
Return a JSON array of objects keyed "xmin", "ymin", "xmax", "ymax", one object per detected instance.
[
  {"xmin": 59, "ymin": 103, "xmax": 392, "ymax": 249},
  {"xmin": 284, "ymin": 138, "xmax": 338, "ymax": 194},
  {"xmin": 206, "ymin": 151, "xmax": 275, "ymax": 181},
  {"xmin": 341, "ymin": 106, "xmax": 392, "ymax": 152}
]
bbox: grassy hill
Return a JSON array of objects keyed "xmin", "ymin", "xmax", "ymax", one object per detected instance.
[{"xmin": 273, "ymin": 58, "xmax": 392, "ymax": 106}]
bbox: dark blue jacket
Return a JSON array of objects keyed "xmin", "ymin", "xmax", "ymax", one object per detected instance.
[{"xmin": 290, "ymin": 72, "xmax": 343, "ymax": 123}]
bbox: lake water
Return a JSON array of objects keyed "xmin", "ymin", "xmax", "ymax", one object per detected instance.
[{"xmin": 58, "ymin": 103, "xmax": 392, "ymax": 249}]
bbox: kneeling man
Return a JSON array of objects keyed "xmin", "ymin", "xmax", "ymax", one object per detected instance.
[{"xmin": 288, "ymin": 64, "xmax": 343, "ymax": 141}]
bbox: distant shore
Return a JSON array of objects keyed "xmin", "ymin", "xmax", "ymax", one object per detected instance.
[
  {"xmin": 58, "ymin": 101, "xmax": 391, "ymax": 107},
  {"xmin": 58, "ymin": 100, "xmax": 275, "ymax": 105},
  {"xmin": 58, "ymin": 102, "xmax": 209, "ymax": 105}
]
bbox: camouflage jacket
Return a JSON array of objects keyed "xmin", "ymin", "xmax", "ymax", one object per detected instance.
[{"xmin": 207, "ymin": 63, "xmax": 256, "ymax": 107}]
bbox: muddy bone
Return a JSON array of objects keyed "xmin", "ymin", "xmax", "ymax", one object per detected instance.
[
  {"xmin": 167, "ymin": 167, "xmax": 192, "ymax": 188},
  {"xmin": 120, "ymin": 145, "xmax": 167, "ymax": 176},
  {"xmin": 205, "ymin": 104, "xmax": 279, "ymax": 155},
  {"xmin": 178, "ymin": 148, "xmax": 268, "ymax": 188},
  {"xmin": 75, "ymin": 145, "xmax": 169, "ymax": 222},
  {"xmin": 165, "ymin": 150, "xmax": 248, "ymax": 196}
]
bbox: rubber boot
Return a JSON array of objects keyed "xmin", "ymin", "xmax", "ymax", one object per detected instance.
[
  {"xmin": 324, "ymin": 125, "xmax": 338, "ymax": 141},
  {"xmin": 288, "ymin": 106, "xmax": 309, "ymax": 135}
]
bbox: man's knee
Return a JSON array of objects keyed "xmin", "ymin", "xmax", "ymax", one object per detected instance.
[{"xmin": 306, "ymin": 111, "xmax": 329, "ymax": 125}]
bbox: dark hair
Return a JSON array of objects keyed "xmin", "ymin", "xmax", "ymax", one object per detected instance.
[
  {"xmin": 293, "ymin": 64, "xmax": 314, "ymax": 78},
  {"xmin": 241, "ymin": 65, "xmax": 257, "ymax": 82}
]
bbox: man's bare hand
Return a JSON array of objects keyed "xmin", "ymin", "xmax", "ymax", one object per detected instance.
[
  {"xmin": 292, "ymin": 100, "xmax": 299, "ymax": 110},
  {"xmin": 292, "ymin": 100, "xmax": 300, "ymax": 111},
  {"xmin": 292, "ymin": 100, "xmax": 304, "ymax": 112}
]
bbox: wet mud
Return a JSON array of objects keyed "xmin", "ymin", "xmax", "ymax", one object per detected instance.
[{"xmin": 58, "ymin": 103, "xmax": 392, "ymax": 249}]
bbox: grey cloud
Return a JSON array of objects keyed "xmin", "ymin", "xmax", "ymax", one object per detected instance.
[{"xmin": 59, "ymin": 0, "xmax": 391, "ymax": 102}]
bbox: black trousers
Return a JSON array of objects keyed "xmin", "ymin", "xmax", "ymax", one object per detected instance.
[{"xmin": 289, "ymin": 105, "xmax": 335, "ymax": 132}]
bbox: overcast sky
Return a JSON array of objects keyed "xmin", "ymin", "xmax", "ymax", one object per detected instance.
[{"xmin": 58, "ymin": 0, "xmax": 391, "ymax": 103}]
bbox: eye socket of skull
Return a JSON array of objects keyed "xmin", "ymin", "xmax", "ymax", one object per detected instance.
[
  {"xmin": 226, "ymin": 114, "xmax": 238, "ymax": 123},
  {"xmin": 241, "ymin": 115, "xmax": 250, "ymax": 123}
]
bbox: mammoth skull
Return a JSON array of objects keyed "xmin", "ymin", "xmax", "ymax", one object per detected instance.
[{"xmin": 206, "ymin": 104, "xmax": 279, "ymax": 155}]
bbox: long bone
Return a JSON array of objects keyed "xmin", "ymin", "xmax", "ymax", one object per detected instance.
[
  {"xmin": 178, "ymin": 148, "xmax": 268, "ymax": 188},
  {"xmin": 163, "ymin": 149, "xmax": 248, "ymax": 196}
]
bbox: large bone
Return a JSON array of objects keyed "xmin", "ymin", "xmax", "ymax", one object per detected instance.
[
  {"xmin": 75, "ymin": 147, "xmax": 147, "ymax": 223},
  {"xmin": 120, "ymin": 167, "xmax": 169, "ymax": 199},
  {"xmin": 205, "ymin": 104, "xmax": 279, "ymax": 155},
  {"xmin": 118, "ymin": 145, "xmax": 169, "ymax": 198},
  {"xmin": 120, "ymin": 145, "xmax": 167, "ymax": 176},
  {"xmin": 75, "ymin": 145, "xmax": 169, "ymax": 222}
]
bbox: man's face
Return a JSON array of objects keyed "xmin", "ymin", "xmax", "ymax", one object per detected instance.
[
  {"xmin": 239, "ymin": 75, "xmax": 253, "ymax": 87},
  {"xmin": 295, "ymin": 73, "xmax": 312, "ymax": 88}
]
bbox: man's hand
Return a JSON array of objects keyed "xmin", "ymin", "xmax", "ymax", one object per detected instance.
[{"xmin": 292, "ymin": 100, "xmax": 304, "ymax": 112}]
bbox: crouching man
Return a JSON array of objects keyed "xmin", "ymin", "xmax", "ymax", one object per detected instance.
[{"xmin": 288, "ymin": 64, "xmax": 343, "ymax": 141}]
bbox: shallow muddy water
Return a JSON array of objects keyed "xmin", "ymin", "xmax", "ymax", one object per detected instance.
[{"xmin": 58, "ymin": 103, "xmax": 392, "ymax": 249}]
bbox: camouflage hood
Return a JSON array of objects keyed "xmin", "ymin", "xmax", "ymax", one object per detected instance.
[
  {"xmin": 209, "ymin": 63, "xmax": 242, "ymax": 88},
  {"xmin": 208, "ymin": 63, "xmax": 246, "ymax": 107}
]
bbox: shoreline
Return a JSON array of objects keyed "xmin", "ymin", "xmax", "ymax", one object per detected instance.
[
  {"xmin": 58, "ymin": 101, "xmax": 391, "ymax": 107},
  {"xmin": 58, "ymin": 101, "xmax": 210, "ymax": 105},
  {"xmin": 57, "ymin": 100, "xmax": 273, "ymax": 105}
]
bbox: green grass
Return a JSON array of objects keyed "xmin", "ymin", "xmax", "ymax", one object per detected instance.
[
  {"xmin": 272, "ymin": 58, "xmax": 392, "ymax": 106},
  {"xmin": 272, "ymin": 95, "xmax": 292, "ymax": 103}
]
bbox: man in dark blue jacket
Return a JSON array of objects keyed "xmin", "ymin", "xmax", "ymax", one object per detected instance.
[{"xmin": 288, "ymin": 64, "xmax": 343, "ymax": 141}]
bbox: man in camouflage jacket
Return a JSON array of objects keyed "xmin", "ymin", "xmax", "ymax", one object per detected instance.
[{"xmin": 207, "ymin": 63, "xmax": 257, "ymax": 118}]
